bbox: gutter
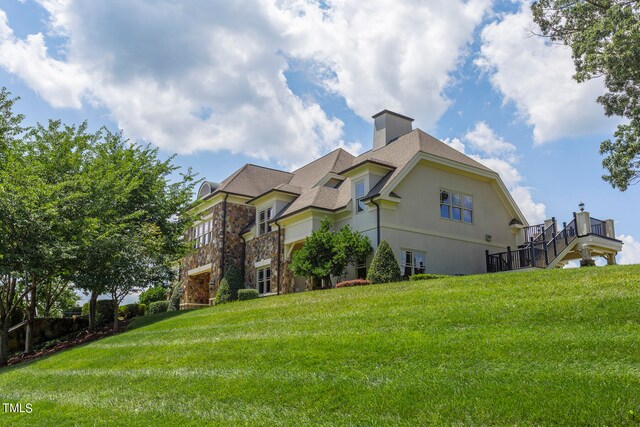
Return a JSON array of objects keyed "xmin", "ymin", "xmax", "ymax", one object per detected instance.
[
  {"xmin": 220, "ymin": 193, "xmax": 229, "ymax": 281},
  {"xmin": 274, "ymin": 218, "xmax": 282, "ymax": 295}
]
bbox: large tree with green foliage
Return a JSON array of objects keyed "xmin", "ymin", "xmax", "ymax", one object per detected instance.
[
  {"xmin": 531, "ymin": 0, "xmax": 640, "ymax": 190},
  {"xmin": 290, "ymin": 218, "xmax": 372, "ymax": 288}
]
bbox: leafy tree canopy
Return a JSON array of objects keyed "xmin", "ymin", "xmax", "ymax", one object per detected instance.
[
  {"xmin": 532, "ymin": 0, "xmax": 640, "ymax": 190},
  {"xmin": 290, "ymin": 218, "xmax": 372, "ymax": 286}
]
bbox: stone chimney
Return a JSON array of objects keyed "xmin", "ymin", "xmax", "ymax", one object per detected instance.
[{"xmin": 372, "ymin": 109, "xmax": 414, "ymax": 150}]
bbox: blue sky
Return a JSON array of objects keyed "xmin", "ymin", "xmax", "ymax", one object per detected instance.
[{"xmin": 1, "ymin": 0, "xmax": 639, "ymax": 271}]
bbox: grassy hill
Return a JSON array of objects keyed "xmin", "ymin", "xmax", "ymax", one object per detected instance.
[{"xmin": 1, "ymin": 265, "xmax": 639, "ymax": 426}]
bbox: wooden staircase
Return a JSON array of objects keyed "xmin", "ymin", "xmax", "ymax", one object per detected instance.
[{"xmin": 486, "ymin": 214, "xmax": 622, "ymax": 272}]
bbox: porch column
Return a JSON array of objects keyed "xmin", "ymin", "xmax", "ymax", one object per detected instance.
[{"xmin": 575, "ymin": 211, "xmax": 591, "ymax": 236}]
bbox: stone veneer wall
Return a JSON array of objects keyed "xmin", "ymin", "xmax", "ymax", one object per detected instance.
[
  {"xmin": 180, "ymin": 201, "xmax": 255, "ymax": 306},
  {"xmin": 244, "ymin": 229, "xmax": 288, "ymax": 293}
]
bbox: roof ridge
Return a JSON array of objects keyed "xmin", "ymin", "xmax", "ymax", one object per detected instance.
[
  {"xmin": 290, "ymin": 147, "xmax": 344, "ymax": 174},
  {"xmin": 244, "ymin": 163, "xmax": 292, "ymax": 175}
]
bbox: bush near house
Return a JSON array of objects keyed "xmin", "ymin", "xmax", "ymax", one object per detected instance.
[
  {"xmin": 147, "ymin": 301, "xmax": 169, "ymax": 314},
  {"xmin": 238, "ymin": 289, "xmax": 259, "ymax": 301},
  {"xmin": 366, "ymin": 240, "xmax": 402, "ymax": 284},
  {"xmin": 409, "ymin": 273, "xmax": 449, "ymax": 281},
  {"xmin": 138, "ymin": 286, "xmax": 168, "ymax": 307},
  {"xmin": 81, "ymin": 300, "xmax": 116, "ymax": 326},
  {"xmin": 118, "ymin": 303, "xmax": 146, "ymax": 319},
  {"xmin": 224, "ymin": 266, "xmax": 244, "ymax": 300},
  {"xmin": 335, "ymin": 279, "xmax": 371, "ymax": 288},
  {"xmin": 215, "ymin": 279, "xmax": 232, "ymax": 305}
]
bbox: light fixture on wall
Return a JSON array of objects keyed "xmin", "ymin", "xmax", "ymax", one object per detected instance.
[
  {"xmin": 485, "ymin": 234, "xmax": 492, "ymax": 242},
  {"xmin": 579, "ymin": 201, "xmax": 585, "ymax": 212}
]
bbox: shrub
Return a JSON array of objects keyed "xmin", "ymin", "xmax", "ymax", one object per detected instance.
[
  {"xmin": 168, "ymin": 282, "xmax": 183, "ymax": 311},
  {"xmin": 238, "ymin": 289, "xmax": 259, "ymax": 301},
  {"xmin": 81, "ymin": 300, "xmax": 117, "ymax": 326},
  {"xmin": 214, "ymin": 278, "xmax": 232, "ymax": 305},
  {"xmin": 147, "ymin": 301, "xmax": 169, "ymax": 314},
  {"xmin": 224, "ymin": 265, "xmax": 244, "ymax": 301},
  {"xmin": 119, "ymin": 303, "xmax": 146, "ymax": 319},
  {"xmin": 335, "ymin": 279, "xmax": 371, "ymax": 288},
  {"xmin": 139, "ymin": 286, "xmax": 168, "ymax": 306},
  {"xmin": 409, "ymin": 273, "xmax": 449, "ymax": 281},
  {"xmin": 366, "ymin": 240, "xmax": 401, "ymax": 284}
]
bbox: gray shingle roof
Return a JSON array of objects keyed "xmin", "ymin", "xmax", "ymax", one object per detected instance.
[{"xmin": 204, "ymin": 128, "xmax": 496, "ymax": 219}]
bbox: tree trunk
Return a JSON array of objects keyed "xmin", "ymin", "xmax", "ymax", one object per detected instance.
[
  {"xmin": 24, "ymin": 284, "xmax": 37, "ymax": 354},
  {"xmin": 113, "ymin": 298, "xmax": 119, "ymax": 330},
  {"xmin": 88, "ymin": 291, "xmax": 98, "ymax": 330},
  {"xmin": 0, "ymin": 321, "xmax": 9, "ymax": 367}
]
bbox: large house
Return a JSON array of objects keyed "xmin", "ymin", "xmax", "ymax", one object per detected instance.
[{"xmin": 179, "ymin": 110, "xmax": 622, "ymax": 308}]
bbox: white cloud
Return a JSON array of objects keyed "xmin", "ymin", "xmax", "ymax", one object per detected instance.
[
  {"xmin": 476, "ymin": 2, "xmax": 616, "ymax": 144},
  {"xmin": 445, "ymin": 121, "xmax": 547, "ymax": 224},
  {"xmin": 0, "ymin": 0, "xmax": 493, "ymax": 168},
  {"xmin": 617, "ymin": 234, "xmax": 640, "ymax": 265},
  {"xmin": 463, "ymin": 121, "xmax": 516, "ymax": 157}
]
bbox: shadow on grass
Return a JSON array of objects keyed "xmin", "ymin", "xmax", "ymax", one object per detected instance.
[{"xmin": 127, "ymin": 310, "xmax": 191, "ymax": 331}]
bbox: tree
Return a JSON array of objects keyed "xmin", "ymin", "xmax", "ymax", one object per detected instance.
[
  {"xmin": 139, "ymin": 286, "xmax": 168, "ymax": 307},
  {"xmin": 290, "ymin": 218, "xmax": 372, "ymax": 288},
  {"xmin": 531, "ymin": 0, "xmax": 640, "ymax": 190},
  {"xmin": 366, "ymin": 240, "xmax": 401, "ymax": 284}
]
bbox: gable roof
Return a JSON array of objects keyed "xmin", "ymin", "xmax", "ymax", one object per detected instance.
[{"xmin": 202, "ymin": 127, "xmax": 509, "ymax": 221}]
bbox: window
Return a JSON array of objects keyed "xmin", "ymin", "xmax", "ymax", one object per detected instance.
[
  {"xmin": 257, "ymin": 267, "xmax": 271, "ymax": 294},
  {"xmin": 401, "ymin": 250, "xmax": 426, "ymax": 277},
  {"xmin": 258, "ymin": 207, "xmax": 273, "ymax": 235},
  {"xmin": 356, "ymin": 258, "xmax": 367, "ymax": 279},
  {"xmin": 440, "ymin": 190, "xmax": 473, "ymax": 224},
  {"xmin": 355, "ymin": 180, "xmax": 366, "ymax": 213},
  {"xmin": 192, "ymin": 219, "xmax": 212, "ymax": 249}
]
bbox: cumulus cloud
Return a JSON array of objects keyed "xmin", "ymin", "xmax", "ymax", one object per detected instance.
[
  {"xmin": 0, "ymin": 0, "xmax": 493, "ymax": 168},
  {"xmin": 476, "ymin": 2, "xmax": 616, "ymax": 144},
  {"xmin": 445, "ymin": 121, "xmax": 547, "ymax": 224},
  {"xmin": 617, "ymin": 234, "xmax": 640, "ymax": 265}
]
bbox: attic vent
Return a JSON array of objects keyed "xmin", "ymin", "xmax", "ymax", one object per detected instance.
[{"xmin": 324, "ymin": 177, "xmax": 343, "ymax": 188}]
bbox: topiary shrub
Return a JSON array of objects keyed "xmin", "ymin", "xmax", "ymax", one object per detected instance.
[
  {"xmin": 214, "ymin": 278, "xmax": 232, "ymax": 305},
  {"xmin": 119, "ymin": 303, "xmax": 146, "ymax": 319},
  {"xmin": 335, "ymin": 279, "xmax": 371, "ymax": 288},
  {"xmin": 366, "ymin": 240, "xmax": 401, "ymax": 284},
  {"xmin": 139, "ymin": 286, "xmax": 168, "ymax": 306},
  {"xmin": 238, "ymin": 289, "xmax": 259, "ymax": 301},
  {"xmin": 409, "ymin": 273, "xmax": 449, "ymax": 281},
  {"xmin": 147, "ymin": 300, "xmax": 169, "ymax": 314},
  {"xmin": 168, "ymin": 282, "xmax": 183, "ymax": 311},
  {"xmin": 82, "ymin": 300, "xmax": 117, "ymax": 326},
  {"xmin": 224, "ymin": 265, "xmax": 244, "ymax": 301}
]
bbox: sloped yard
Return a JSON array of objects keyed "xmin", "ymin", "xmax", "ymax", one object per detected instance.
[{"xmin": 1, "ymin": 265, "xmax": 639, "ymax": 426}]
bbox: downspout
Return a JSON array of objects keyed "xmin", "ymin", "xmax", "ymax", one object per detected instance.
[
  {"xmin": 220, "ymin": 193, "xmax": 229, "ymax": 282},
  {"xmin": 274, "ymin": 219, "xmax": 282, "ymax": 295},
  {"xmin": 370, "ymin": 197, "xmax": 381, "ymax": 247},
  {"xmin": 240, "ymin": 233, "xmax": 247, "ymax": 286}
]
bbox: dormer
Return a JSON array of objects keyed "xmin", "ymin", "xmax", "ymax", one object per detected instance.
[{"xmin": 246, "ymin": 185, "xmax": 301, "ymax": 236}]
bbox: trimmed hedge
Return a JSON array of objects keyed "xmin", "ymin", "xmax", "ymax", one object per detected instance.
[
  {"xmin": 335, "ymin": 279, "xmax": 371, "ymax": 288},
  {"xmin": 81, "ymin": 300, "xmax": 117, "ymax": 326},
  {"xmin": 147, "ymin": 300, "xmax": 169, "ymax": 314},
  {"xmin": 224, "ymin": 265, "xmax": 244, "ymax": 301},
  {"xmin": 238, "ymin": 289, "xmax": 259, "ymax": 301},
  {"xmin": 119, "ymin": 303, "xmax": 146, "ymax": 319},
  {"xmin": 366, "ymin": 240, "xmax": 402, "ymax": 284},
  {"xmin": 215, "ymin": 278, "xmax": 232, "ymax": 305},
  {"xmin": 139, "ymin": 286, "xmax": 168, "ymax": 306},
  {"xmin": 409, "ymin": 273, "xmax": 449, "ymax": 281}
]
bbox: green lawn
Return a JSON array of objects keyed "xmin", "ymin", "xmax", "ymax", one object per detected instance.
[{"xmin": 1, "ymin": 265, "xmax": 640, "ymax": 426}]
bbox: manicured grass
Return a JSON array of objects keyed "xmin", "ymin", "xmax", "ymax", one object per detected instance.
[{"xmin": 1, "ymin": 265, "xmax": 640, "ymax": 425}]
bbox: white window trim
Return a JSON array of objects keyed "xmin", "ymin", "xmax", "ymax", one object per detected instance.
[
  {"xmin": 439, "ymin": 189, "xmax": 474, "ymax": 224},
  {"xmin": 400, "ymin": 248, "xmax": 427, "ymax": 277},
  {"xmin": 258, "ymin": 205, "xmax": 274, "ymax": 235},
  {"xmin": 256, "ymin": 266, "xmax": 272, "ymax": 295},
  {"xmin": 255, "ymin": 258, "xmax": 271, "ymax": 268},
  {"xmin": 192, "ymin": 219, "xmax": 213, "ymax": 248}
]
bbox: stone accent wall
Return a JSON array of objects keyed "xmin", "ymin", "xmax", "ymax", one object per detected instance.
[
  {"xmin": 179, "ymin": 201, "xmax": 255, "ymax": 306},
  {"xmin": 244, "ymin": 229, "xmax": 288, "ymax": 293}
]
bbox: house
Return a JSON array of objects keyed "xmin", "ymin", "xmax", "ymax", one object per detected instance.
[{"xmin": 179, "ymin": 110, "xmax": 622, "ymax": 308}]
